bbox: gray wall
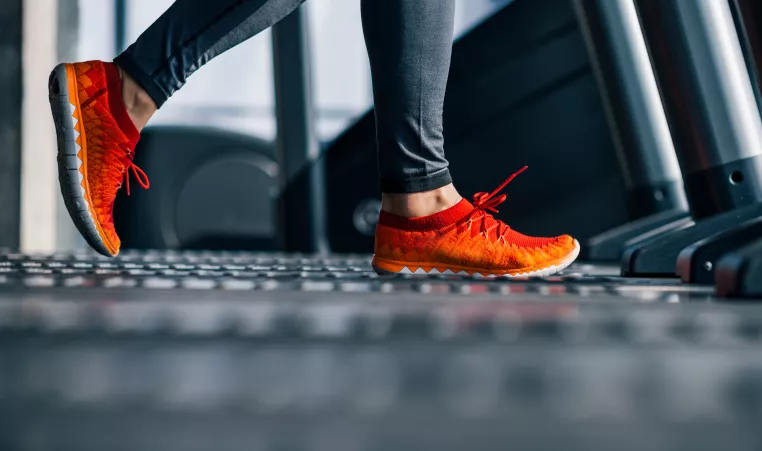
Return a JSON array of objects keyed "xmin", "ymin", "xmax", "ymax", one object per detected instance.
[
  {"xmin": 0, "ymin": 0, "xmax": 23, "ymax": 249},
  {"xmin": 56, "ymin": 0, "xmax": 85, "ymax": 251}
]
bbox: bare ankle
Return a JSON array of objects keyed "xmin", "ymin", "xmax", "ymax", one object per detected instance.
[
  {"xmin": 116, "ymin": 65, "xmax": 157, "ymax": 131},
  {"xmin": 381, "ymin": 184, "xmax": 462, "ymax": 217}
]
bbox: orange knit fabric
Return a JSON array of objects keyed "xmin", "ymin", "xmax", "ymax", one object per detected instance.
[
  {"xmin": 374, "ymin": 170, "xmax": 577, "ymax": 275},
  {"xmin": 374, "ymin": 221, "xmax": 575, "ymax": 272},
  {"xmin": 72, "ymin": 61, "xmax": 148, "ymax": 254}
]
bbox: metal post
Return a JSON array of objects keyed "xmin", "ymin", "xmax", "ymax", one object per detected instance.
[
  {"xmin": 573, "ymin": 0, "xmax": 692, "ymax": 261},
  {"xmin": 114, "ymin": 0, "xmax": 127, "ymax": 54},
  {"xmin": 573, "ymin": 0, "xmax": 687, "ymax": 219},
  {"xmin": 622, "ymin": 0, "xmax": 762, "ymax": 276},
  {"xmin": 730, "ymin": 0, "xmax": 762, "ymax": 117},
  {"xmin": 0, "ymin": 0, "xmax": 23, "ymax": 250},
  {"xmin": 636, "ymin": 0, "xmax": 762, "ymax": 220},
  {"xmin": 271, "ymin": 5, "xmax": 329, "ymax": 253}
]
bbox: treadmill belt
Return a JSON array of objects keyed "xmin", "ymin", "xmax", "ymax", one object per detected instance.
[{"xmin": 2, "ymin": 250, "xmax": 762, "ymax": 451}]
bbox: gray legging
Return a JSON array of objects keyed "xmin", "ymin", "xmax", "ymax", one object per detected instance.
[{"xmin": 114, "ymin": 0, "xmax": 455, "ymax": 193}]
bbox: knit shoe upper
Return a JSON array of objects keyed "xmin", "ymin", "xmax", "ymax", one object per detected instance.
[
  {"xmin": 372, "ymin": 167, "xmax": 579, "ymax": 277},
  {"xmin": 49, "ymin": 60, "xmax": 148, "ymax": 257}
]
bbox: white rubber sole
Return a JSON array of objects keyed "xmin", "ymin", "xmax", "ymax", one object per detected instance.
[{"xmin": 375, "ymin": 240, "xmax": 581, "ymax": 278}]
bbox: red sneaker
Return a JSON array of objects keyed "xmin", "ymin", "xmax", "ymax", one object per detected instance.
[
  {"xmin": 372, "ymin": 167, "xmax": 580, "ymax": 277},
  {"xmin": 49, "ymin": 61, "xmax": 149, "ymax": 257}
]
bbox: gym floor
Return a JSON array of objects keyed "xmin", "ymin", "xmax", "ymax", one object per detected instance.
[{"xmin": 2, "ymin": 251, "xmax": 762, "ymax": 450}]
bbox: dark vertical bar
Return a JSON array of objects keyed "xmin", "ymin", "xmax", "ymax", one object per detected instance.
[
  {"xmin": 636, "ymin": 0, "xmax": 762, "ymax": 219},
  {"xmin": 0, "ymin": 0, "xmax": 23, "ymax": 250},
  {"xmin": 731, "ymin": 0, "xmax": 762, "ymax": 116},
  {"xmin": 114, "ymin": 0, "xmax": 127, "ymax": 54},
  {"xmin": 57, "ymin": 0, "xmax": 79, "ymax": 62},
  {"xmin": 573, "ymin": 0, "xmax": 687, "ymax": 220},
  {"xmin": 271, "ymin": 5, "xmax": 329, "ymax": 253}
]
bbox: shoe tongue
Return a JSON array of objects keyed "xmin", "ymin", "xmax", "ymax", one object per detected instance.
[{"xmin": 103, "ymin": 62, "xmax": 141, "ymax": 150}]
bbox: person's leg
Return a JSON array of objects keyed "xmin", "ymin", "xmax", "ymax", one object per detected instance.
[
  {"xmin": 361, "ymin": 0, "xmax": 461, "ymax": 218},
  {"xmin": 363, "ymin": 0, "xmax": 580, "ymax": 276},
  {"xmin": 50, "ymin": 0, "xmax": 307, "ymax": 256},
  {"xmin": 115, "ymin": 0, "xmax": 307, "ymax": 130}
]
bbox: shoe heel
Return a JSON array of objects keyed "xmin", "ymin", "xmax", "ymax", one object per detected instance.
[
  {"xmin": 48, "ymin": 69, "xmax": 60, "ymax": 96},
  {"xmin": 48, "ymin": 63, "xmax": 69, "ymax": 101},
  {"xmin": 372, "ymin": 265, "xmax": 400, "ymax": 276},
  {"xmin": 371, "ymin": 255, "xmax": 405, "ymax": 275}
]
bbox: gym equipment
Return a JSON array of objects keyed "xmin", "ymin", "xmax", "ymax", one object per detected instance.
[
  {"xmin": 622, "ymin": 0, "xmax": 762, "ymax": 277},
  {"xmin": 272, "ymin": 4, "xmax": 328, "ymax": 254},
  {"xmin": 115, "ymin": 0, "xmax": 641, "ymax": 255},
  {"xmin": 316, "ymin": 0, "xmax": 631, "ymax": 253},
  {"xmin": 715, "ymin": 237, "xmax": 762, "ymax": 298},
  {"xmin": 116, "ymin": 5, "xmax": 324, "ymax": 255},
  {"xmin": 114, "ymin": 126, "xmax": 279, "ymax": 251},
  {"xmin": 0, "ymin": 249, "xmax": 761, "ymax": 451},
  {"xmin": 733, "ymin": 0, "xmax": 762, "ymax": 114},
  {"xmin": 0, "ymin": 0, "xmax": 22, "ymax": 249},
  {"xmin": 678, "ymin": 217, "xmax": 762, "ymax": 284},
  {"xmin": 572, "ymin": 0, "xmax": 690, "ymax": 262},
  {"xmin": 709, "ymin": 0, "xmax": 762, "ymax": 297},
  {"xmin": 0, "ymin": 249, "xmax": 713, "ymax": 299}
]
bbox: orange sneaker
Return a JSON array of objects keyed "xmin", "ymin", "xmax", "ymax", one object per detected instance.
[
  {"xmin": 49, "ymin": 61, "xmax": 149, "ymax": 257},
  {"xmin": 372, "ymin": 167, "xmax": 580, "ymax": 277}
]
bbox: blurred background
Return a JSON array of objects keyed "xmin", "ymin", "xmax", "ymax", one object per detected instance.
[
  {"xmin": 5, "ymin": 0, "xmax": 762, "ymax": 263},
  {"xmin": 9, "ymin": 0, "xmax": 513, "ymax": 254},
  {"xmin": 9, "ymin": 0, "xmax": 687, "ymax": 258}
]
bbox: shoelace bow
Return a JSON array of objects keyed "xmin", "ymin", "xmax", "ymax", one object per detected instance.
[
  {"xmin": 466, "ymin": 165, "xmax": 528, "ymax": 239},
  {"xmin": 107, "ymin": 145, "xmax": 149, "ymax": 196},
  {"xmin": 81, "ymin": 91, "xmax": 150, "ymax": 197}
]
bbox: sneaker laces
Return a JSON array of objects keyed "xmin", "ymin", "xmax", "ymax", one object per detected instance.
[
  {"xmin": 81, "ymin": 89, "xmax": 150, "ymax": 197},
  {"xmin": 465, "ymin": 166, "xmax": 528, "ymax": 240},
  {"xmin": 106, "ymin": 145, "xmax": 150, "ymax": 196}
]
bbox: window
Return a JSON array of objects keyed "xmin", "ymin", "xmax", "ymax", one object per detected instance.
[{"xmin": 77, "ymin": 0, "xmax": 513, "ymax": 142}]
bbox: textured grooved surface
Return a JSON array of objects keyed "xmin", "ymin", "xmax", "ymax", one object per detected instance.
[{"xmin": 375, "ymin": 240, "xmax": 580, "ymax": 277}]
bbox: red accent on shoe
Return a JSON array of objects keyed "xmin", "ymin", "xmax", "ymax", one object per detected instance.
[
  {"xmin": 378, "ymin": 198, "xmax": 474, "ymax": 231},
  {"xmin": 104, "ymin": 62, "xmax": 140, "ymax": 149}
]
